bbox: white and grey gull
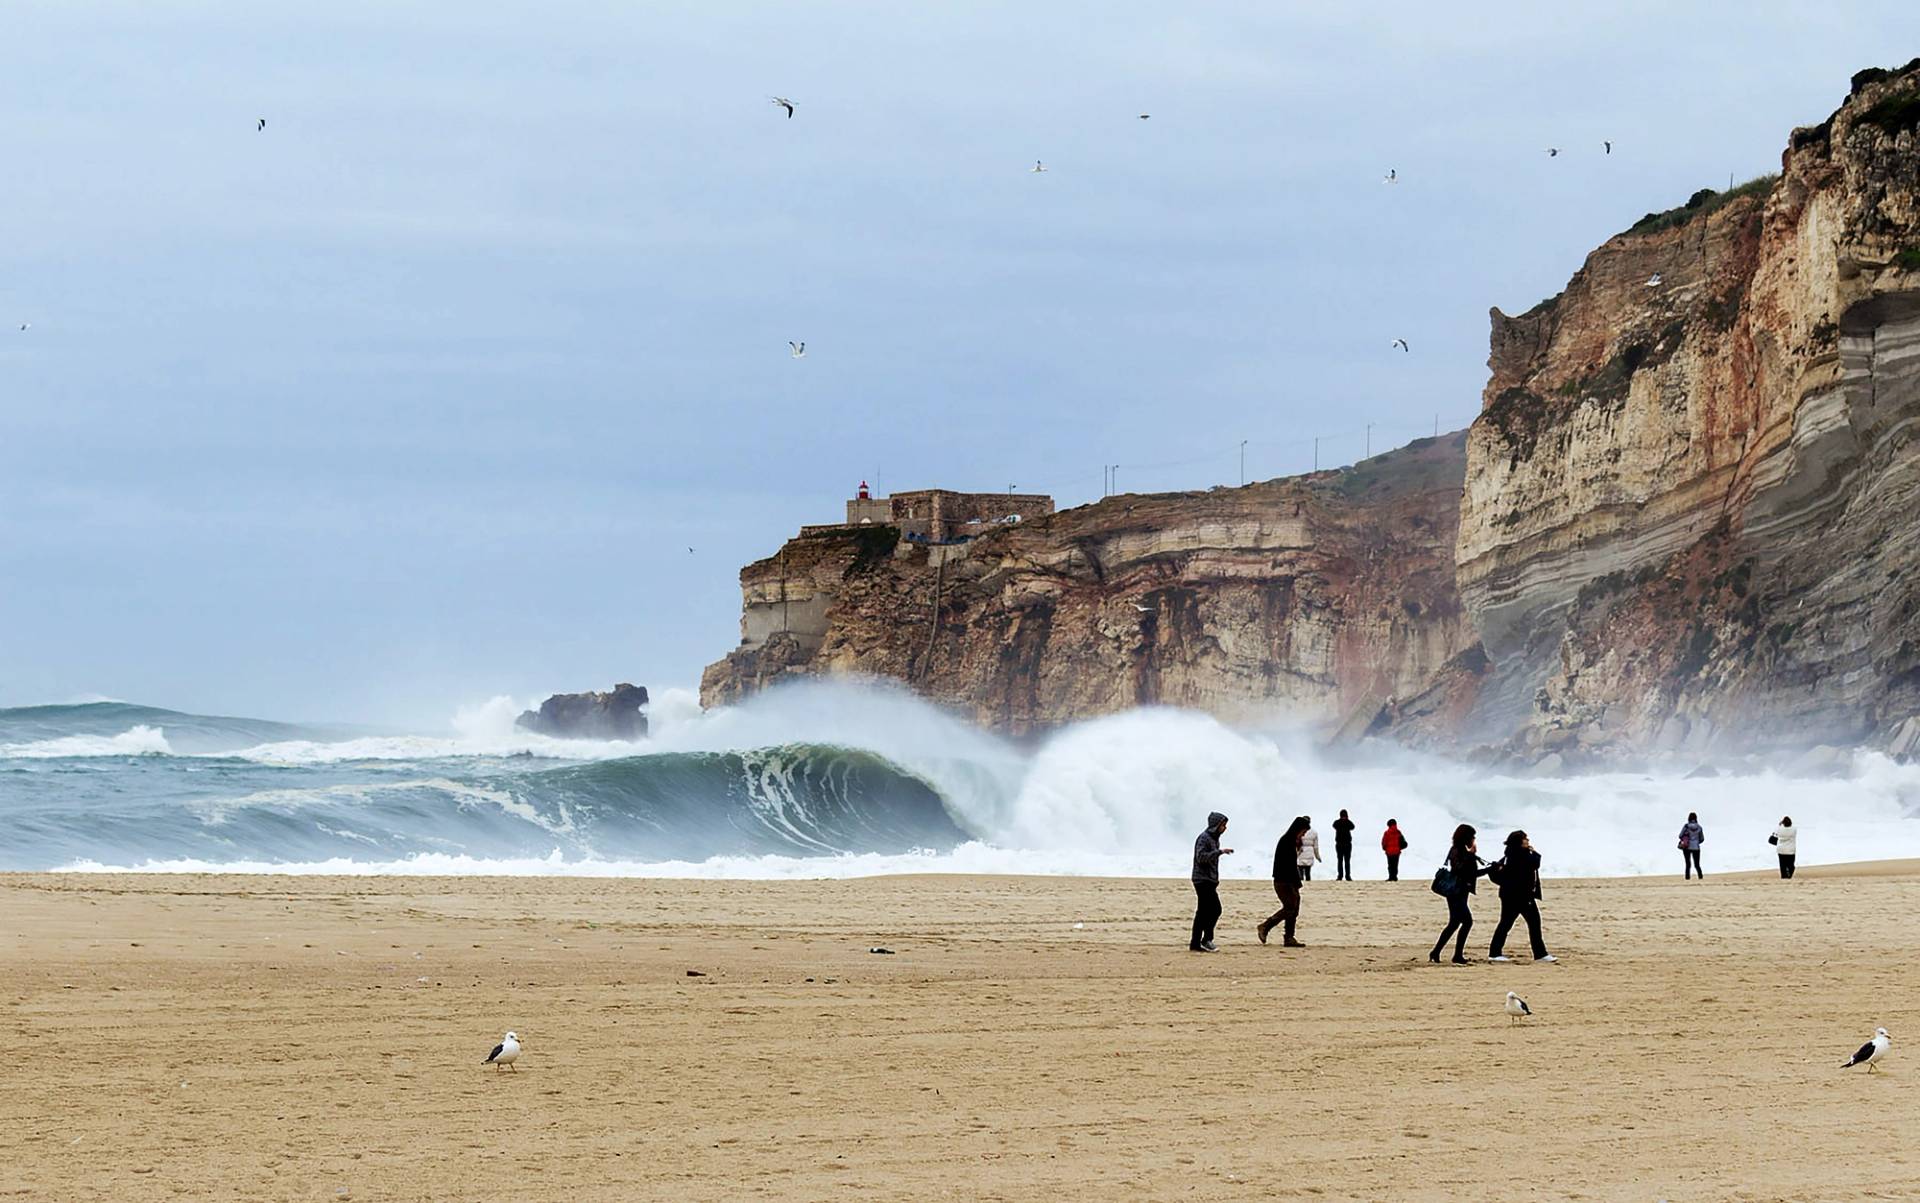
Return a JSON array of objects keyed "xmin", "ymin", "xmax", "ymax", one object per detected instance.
[
  {"xmin": 1505, "ymin": 992, "xmax": 1533, "ymax": 1024},
  {"xmin": 484, "ymin": 1031, "xmax": 522, "ymax": 1071}
]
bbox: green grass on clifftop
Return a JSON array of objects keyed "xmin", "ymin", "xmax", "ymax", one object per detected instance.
[{"xmin": 1624, "ymin": 174, "xmax": 1778, "ymax": 238}]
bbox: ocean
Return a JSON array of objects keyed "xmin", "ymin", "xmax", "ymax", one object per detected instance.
[{"xmin": 4, "ymin": 681, "xmax": 1918, "ymax": 877}]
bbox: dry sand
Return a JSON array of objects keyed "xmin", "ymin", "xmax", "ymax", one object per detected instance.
[{"xmin": 5, "ymin": 863, "xmax": 1919, "ymax": 1201}]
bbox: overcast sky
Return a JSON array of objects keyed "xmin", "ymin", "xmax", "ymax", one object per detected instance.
[{"xmin": 2, "ymin": 2, "xmax": 1914, "ymax": 724}]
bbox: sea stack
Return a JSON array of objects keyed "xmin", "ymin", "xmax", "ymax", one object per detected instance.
[{"xmin": 515, "ymin": 684, "xmax": 650, "ymax": 740}]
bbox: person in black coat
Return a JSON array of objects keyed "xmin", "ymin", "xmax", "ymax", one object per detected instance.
[
  {"xmin": 1430, "ymin": 824, "xmax": 1489, "ymax": 965},
  {"xmin": 1331, "ymin": 809, "xmax": 1356, "ymax": 881},
  {"xmin": 1487, "ymin": 829, "xmax": 1556, "ymax": 963},
  {"xmin": 1257, "ymin": 815, "xmax": 1310, "ymax": 948},
  {"xmin": 1189, "ymin": 812, "xmax": 1233, "ymax": 951}
]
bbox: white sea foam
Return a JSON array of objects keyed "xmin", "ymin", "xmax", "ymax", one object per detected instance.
[{"xmin": 0, "ymin": 724, "xmax": 174, "ymax": 759}]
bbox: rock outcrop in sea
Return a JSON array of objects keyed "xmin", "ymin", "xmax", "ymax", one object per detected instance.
[
  {"xmin": 703, "ymin": 62, "xmax": 1920, "ymax": 765},
  {"xmin": 516, "ymin": 684, "xmax": 650, "ymax": 740}
]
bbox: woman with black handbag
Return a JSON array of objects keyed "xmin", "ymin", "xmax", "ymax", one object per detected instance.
[
  {"xmin": 1486, "ymin": 830, "xmax": 1557, "ymax": 963},
  {"xmin": 1429, "ymin": 824, "xmax": 1489, "ymax": 964}
]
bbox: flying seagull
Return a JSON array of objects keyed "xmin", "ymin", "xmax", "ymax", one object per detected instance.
[
  {"xmin": 1842, "ymin": 1027, "xmax": 1890, "ymax": 1073},
  {"xmin": 483, "ymin": 1031, "xmax": 521, "ymax": 1072},
  {"xmin": 1645, "ymin": 273, "xmax": 1663, "ymax": 287},
  {"xmin": 1031, "ymin": 160, "xmax": 1048, "ymax": 173},
  {"xmin": 1383, "ymin": 168, "xmax": 1397, "ymax": 184},
  {"xmin": 17, "ymin": 323, "xmax": 27, "ymax": 332},
  {"xmin": 770, "ymin": 97, "xmax": 794, "ymax": 119},
  {"xmin": 1505, "ymin": 992, "xmax": 1533, "ymax": 1024},
  {"xmin": 1391, "ymin": 338, "xmax": 1409, "ymax": 353},
  {"xmin": 1547, "ymin": 147, "xmax": 1560, "ymax": 157},
  {"xmin": 256, "ymin": 118, "xmax": 265, "ymax": 132},
  {"xmin": 789, "ymin": 341, "xmax": 806, "ymax": 358},
  {"xmin": 1138, "ymin": 114, "xmax": 1150, "ymax": 120},
  {"xmin": 1604, "ymin": 140, "xmax": 1612, "ymax": 154}
]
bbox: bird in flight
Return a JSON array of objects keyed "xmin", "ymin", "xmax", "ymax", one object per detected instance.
[
  {"xmin": 1505, "ymin": 992, "xmax": 1533, "ymax": 1024},
  {"xmin": 483, "ymin": 1031, "xmax": 521, "ymax": 1072},
  {"xmin": 1138, "ymin": 114, "xmax": 1150, "ymax": 120},
  {"xmin": 1391, "ymin": 338, "xmax": 1409, "ymax": 353},
  {"xmin": 1546, "ymin": 147, "xmax": 1560, "ymax": 157},
  {"xmin": 770, "ymin": 97, "xmax": 794, "ymax": 119},
  {"xmin": 17, "ymin": 323, "xmax": 27, "ymax": 332},
  {"xmin": 257, "ymin": 118, "xmax": 266, "ymax": 132},
  {"xmin": 688, "ymin": 547, "xmax": 696, "ymax": 554},
  {"xmin": 1031, "ymin": 160, "xmax": 1048, "ymax": 173},
  {"xmin": 1604, "ymin": 140, "xmax": 1612, "ymax": 154},
  {"xmin": 1383, "ymin": 168, "xmax": 1397, "ymax": 184},
  {"xmin": 1842, "ymin": 1027, "xmax": 1890, "ymax": 1073},
  {"xmin": 789, "ymin": 341, "xmax": 806, "ymax": 358},
  {"xmin": 1645, "ymin": 273, "xmax": 1663, "ymax": 287}
]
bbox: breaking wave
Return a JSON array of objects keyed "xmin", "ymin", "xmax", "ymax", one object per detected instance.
[{"xmin": 7, "ymin": 683, "xmax": 1920, "ymax": 876}]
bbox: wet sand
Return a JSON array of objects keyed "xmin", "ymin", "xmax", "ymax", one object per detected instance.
[{"xmin": 4, "ymin": 863, "xmax": 1918, "ymax": 1201}]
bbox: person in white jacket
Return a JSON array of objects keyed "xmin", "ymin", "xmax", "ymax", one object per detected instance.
[
  {"xmin": 1296, "ymin": 818, "xmax": 1323, "ymax": 883},
  {"xmin": 1770, "ymin": 816, "xmax": 1798, "ymax": 879}
]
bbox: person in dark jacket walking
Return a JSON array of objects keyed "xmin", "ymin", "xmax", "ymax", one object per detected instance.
[
  {"xmin": 1487, "ymin": 830, "xmax": 1556, "ymax": 963},
  {"xmin": 1190, "ymin": 812, "xmax": 1233, "ymax": 951},
  {"xmin": 1381, "ymin": 819, "xmax": 1409, "ymax": 881},
  {"xmin": 1257, "ymin": 815, "xmax": 1310, "ymax": 948},
  {"xmin": 1332, "ymin": 809, "xmax": 1356, "ymax": 881},
  {"xmin": 1678, "ymin": 813, "xmax": 1705, "ymax": 879},
  {"xmin": 1430, "ymin": 824, "xmax": 1488, "ymax": 964}
]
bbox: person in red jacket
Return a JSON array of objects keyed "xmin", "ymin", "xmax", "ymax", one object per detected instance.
[{"xmin": 1381, "ymin": 819, "xmax": 1409, "ymax": 881}]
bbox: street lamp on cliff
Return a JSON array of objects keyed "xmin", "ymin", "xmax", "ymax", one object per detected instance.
[{"xmin": 1240, "ymin": 439, "xmax": 1248, "ymax": 486}]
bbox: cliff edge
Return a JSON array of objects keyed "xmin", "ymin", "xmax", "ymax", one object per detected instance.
[{"xmin": 1448, "ymin": 59, "xmax": 1920, "ymax": 761}]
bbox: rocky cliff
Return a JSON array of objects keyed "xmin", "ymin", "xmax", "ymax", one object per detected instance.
[
  {"xmin": 1448, "ymin": 60, "xmax": 1920, "ymax": 762},
  {"xmin": 702, "ymin": 434, "xmax": 1476, "ymax": 736},
  {"xmin": 704, "ymin": 62, "xmax": 1920, "ymax": 762}
]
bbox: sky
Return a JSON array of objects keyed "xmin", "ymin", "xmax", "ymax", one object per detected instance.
[{"xmin": 2, "ymin": 2, "xmax": 1915, "ymax": 725}]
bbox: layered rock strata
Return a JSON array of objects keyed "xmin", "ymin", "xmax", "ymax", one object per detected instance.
[
  {"xmin": 702, "ymin": 435, "xmax": 1476, "ymax": 736},
  {"xmin": 1451, "ymin": 61, "xmax": 1920, "ymax": 759}
]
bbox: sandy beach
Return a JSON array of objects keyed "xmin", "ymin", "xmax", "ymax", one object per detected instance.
[{"xmin": 5, "ymin": 864, "xmax": 1918, "ymax": 1202}]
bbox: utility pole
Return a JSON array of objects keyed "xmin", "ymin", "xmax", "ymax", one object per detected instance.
[
  {"xmin": 1365, "ymin": 422, "xmax": 1373, "ymax": 457},
  {"xmin": 1313, "ymin": 437, "xmax": 1320, "ymax": 472},
  {"xmin": 1110, "ymin": 464, "xmax": 1119, "ymax": 495},
  {"xmin": 1009, "ymin": 483, "xmax": 1016, "ymax": 495},
  {"xmin": 1433, "ymin": 413, "xmax": 1439, "ymax": 438},
  {"xmin": 1239, "ymin": 439, "xmax": 1248, "ymax": 486}
]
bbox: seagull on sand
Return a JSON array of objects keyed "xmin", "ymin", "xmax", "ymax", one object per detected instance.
[
  {"xmin": 1391, "ymin": 338, "xmax": 1409, "ymax": 353},
  {"xmin": 1842, "ymin": 1027, "xmax": 1890, "ymax": 1073},
  {"xmin": 483, "ymin": 1031, "xmax": 521, "ymax": 1071},
  {"xmin": 1645, "ymin": 273, "xmax": 1663, "ymax": 287},
  {"xmin": 770, "ymin": 97, "xmax": 794, "ymax": 119},
  {"xmin": 1505, "ymin": 992, "xmax": 1533, "ymax": 1024},
  {"xmin": 1031, "ymin": 160, "xmax": 1048, "ymax": 173}
]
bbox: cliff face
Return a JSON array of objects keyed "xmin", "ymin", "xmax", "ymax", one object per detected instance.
[
  {"xmin": 1451, "ymin": 61, "xmax": 1920, "ymax": 760},
  {"xmin": 702, "ymin": 435, "xmax": 1477, "ymax": 736},
  {"xmin": 706, "ymin": 63, "xmax": 1920, "ymax": 762}
]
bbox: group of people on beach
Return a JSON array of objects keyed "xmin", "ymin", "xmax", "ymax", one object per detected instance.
[{"xmin": 1189, "ymin": 809, "xmax": 1810, "ymax": 957}]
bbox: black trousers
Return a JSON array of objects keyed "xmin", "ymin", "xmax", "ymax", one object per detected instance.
[
  {"xmin": 1191, "ymin": 881, "xmax": 1222, "ymax": 948},
  {"xmin": 1488, "ymin": 899, "xmax": 1548, "ymax": 959},
  {"xmin": 1432, "ymin": 893, "xmax": 1473, "ymax": 960},
  {"xmin": 1386, "ymin": 852, "xmax": 1401, "ymax": 881},
  {"xmin": 1261, "ymin": 877, "xmax": 1300, "ymax": 940},
  {"xmin": 1335, "ymin": 846, "xmax": 1353, "ymax": 880},
  {"xmin": 1778, "ymin": 854, "xmax": 1796, "ymax": 879},
  {"xmin": 1683, "ymin": 848, "xmax": 1702, "ymax": 878},
  {"xmin": 1298, "ymin": 864, "xmax": 1313, "ymax": 882}
]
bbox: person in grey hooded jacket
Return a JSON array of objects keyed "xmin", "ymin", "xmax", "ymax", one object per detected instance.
[
  {"xmin": 1678, "ymin": 813, "xmax": 1705, "ymax": 879},
  {"xmin": 1190, "ymin": 812, "xmax": 1233, "ymax": 951}
]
